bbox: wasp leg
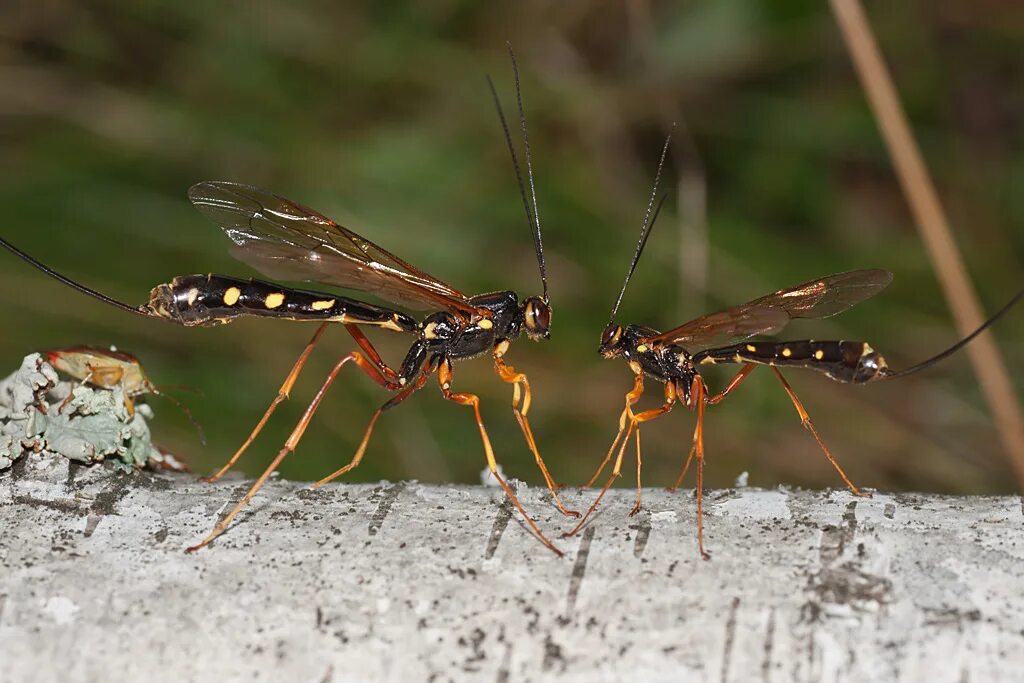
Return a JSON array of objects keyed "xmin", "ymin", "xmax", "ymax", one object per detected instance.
[
  {"xmin": 690, "ymin": 376, "xmax": 711, "ymax": 560},
  {"xmin": 203, "ymin": 323, "xmax": 401, "ymax": 483},
  {"xmin": 186, "ymin": 349, "xmax": 392, "ymax": 553},
  {"xmin": 438, "ymin": 359, "xmax": 563, "ymax": 557},
  {"xmin": 770, "ymin": 366, "xmax": 870, "ymax": 498},
  {"xmin": 581, "ymin": 371, "xmax": 645, "ymax": 489},
  {"xmin": 626, "ymin": 382, "xmax": 677, "ymax": 516},
  {"xmin": 311, "ymin": 370, "xmax": 431, "ymax": 488},
  {"xmin": 668, "ymin": 364, "xmax": 756, "ymax": 492},
  {"xmin": 493, "ymin": 354, "xmax": 578, "ymax": 518},
  {"xmin": 345, "ymin": 323, "xmax": 401, "ymax": 382},
  {"xmin": 564, "ymin": 416, "xmax": 637, "ymax": 537}
]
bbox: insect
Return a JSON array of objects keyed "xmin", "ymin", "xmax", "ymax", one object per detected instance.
[
  {"xmin": 45, "ymin": 345, "xmax": 205, "ymax": 442},
  {"xmin": 567, "ymin": 134, "xmax": 1024, "ymax": 559},
  {"xmin": 1, "ymin": 47, "xmax": 574, "ymax": 555}
]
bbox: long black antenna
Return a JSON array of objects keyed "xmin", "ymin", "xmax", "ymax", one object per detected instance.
[
  {"xmin": 507, "ymin": 43, "xmax": 548, "ymax": 304},
  {"xmin": 0, "ymin": 237, "xmax": 151, "ymax": 318},
  {"xmin": 608, "ymin": 132, "xmax": 673, "ymax": 323},
  {"xmin": 486, "ymin": 47, "xmax": 547, "ymax": 303},
  {"xmin": 878, "ymin": 285, "xmax": 1024, "ymax": 381}
]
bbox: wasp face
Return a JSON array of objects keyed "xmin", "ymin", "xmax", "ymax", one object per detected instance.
[{"xmin": 598, "ymin": 323, "xmax": 626, "ymax": 359}]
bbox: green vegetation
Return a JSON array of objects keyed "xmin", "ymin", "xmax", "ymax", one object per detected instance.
[{"xmin": 2, "ymin": 2, "xmax": 1021, "ymax": 494}]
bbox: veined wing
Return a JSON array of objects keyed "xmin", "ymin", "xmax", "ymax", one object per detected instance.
[
  {"xmin": 187, "ymin": 181, "xmax": 481, "ymax": 318},
  {"xmin": 646, "ymin": 270, "xmax": 893, "ymax": 350}
]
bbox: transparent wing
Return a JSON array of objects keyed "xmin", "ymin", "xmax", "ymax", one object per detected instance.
[
  {"xmin": 647, "ymin": 270, "xmax": 893, "ymax": 350},
  {"xmin": 187, "ymin": 181, "xmax": 480, "ymax": 317}
]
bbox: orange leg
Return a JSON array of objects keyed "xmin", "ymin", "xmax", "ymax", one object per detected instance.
[
  {"xmin": 668, "ymin": 364, "xmax": 756, "ymax": 492},
  {"xmin": 203, "ymin": 323, "xmax": 330, "ymax": 483},
  {"xmin": 437, "ymin": 359, "xmax": 563, "ymax": 557},
  {"xmin": 630, "ymin": 427, "xmax": 643, "ymax": 516},
  {"xmin": 186, "ymin": 350, "xmax": 386, "ymax": 552},
  {"xmin": 345, "ymin": 324, "xmax": 401, "ymax": 382},
  {"xmin": 566, "ymin": 381, "xmax": 677, "ymax": 535},
  {"xmin": 311, "ymin": 369, "xmax": 431, "ymax": 488},
  {"xmin": 582, "ymin": 371, "xmax": 645, "ymax": 489},
  {"xmin": 770, "ymin": 367, "xmax": 870, "ymax": 498},
  {"xmin": 690, "ymin": 376, "xmax": 711, "ymax": 560},
  {"xmin": 204, "ymin": 324, "xmax": 401, "ymax": 483},
  {"xmin": 493, "ymin": 354, "xmax": 578, "ymax": 518},
  {"xmin": 626, "ymin": 383, "xmax": 677, "ymax": 516}
]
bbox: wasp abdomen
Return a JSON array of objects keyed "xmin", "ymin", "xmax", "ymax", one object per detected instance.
[
  {"xmin": 146, "ymin": 275, "xmax": 416, "ymax": 332},
  {"xmin": 695, "ymin": 340, "xmax": 889, "ymax": 384}
]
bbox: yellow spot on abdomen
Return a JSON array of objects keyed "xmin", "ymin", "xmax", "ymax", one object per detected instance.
[
  {"xmin": 746, "ymin": 344, "xmax": 757, "ymax": 353},
  {"xmin": 265, "ymin": 292, "xmax": 285, "ymax": 309},
  {"xmin": 814, "ymin": 349, "xmax": 824, "ymax": 360},
  {"xmin": 186, "ymin": 288, "xmax": 200, "ymax": 306},
  {"xmin": 223, "ymin": 287, "xmax": 241, "ymax": 306},
  {"xmin": 311, "ymin": 299, "xmax": 335, "ymax": 311},
  {"xmin": 781, "ymin": 348, "xmax": 792, "ymax": 358}
]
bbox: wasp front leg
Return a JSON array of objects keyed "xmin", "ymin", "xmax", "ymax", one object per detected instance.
[
  {"xmin": 438, "ymin": 358, "xmax": 563, "ymax": 557},
  {"xmin": 493, "ymin": 351, "xmax": 578, "ymax": 518}
]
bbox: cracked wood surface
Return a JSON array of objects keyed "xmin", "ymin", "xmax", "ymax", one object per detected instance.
[{"xmin": 1, "ymin": 454, "xmax": 1023, "ymax": 682}]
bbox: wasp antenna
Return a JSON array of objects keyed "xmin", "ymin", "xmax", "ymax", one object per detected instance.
[
  {"xmin": 1, "ymin": 237, "xmax": 153, "ymax": 319},
  {"xmin": 487, "ymin": 55, "xmax": 545, "ymax": 303},
  {"xmin": 506, "ymin": 43, "xmax": 548, "ymax": 304},
  {"xmin": 879, "ymin": 285, "xmax": 1024, "ymax": 381},
  {"xmin": 150, "ymin": 388, "xmax": 207, "ymax": 446},
  {"xmin": 608, "ymin": 133, "xmax": 673, "ymax": 323}
]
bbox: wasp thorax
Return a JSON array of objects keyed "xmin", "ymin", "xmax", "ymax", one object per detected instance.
[{"xmin": 522, "ymin": 296, "xmax": 551, "ymax": 341}]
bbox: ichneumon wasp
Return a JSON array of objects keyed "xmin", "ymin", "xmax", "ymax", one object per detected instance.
[
  {"xmin": 567, "ymin": 133, "xmax": 1024, "ymax": 559},
  {"xmin": 1, "ymin": 46, "xmax": 575, "ymax": 555}
]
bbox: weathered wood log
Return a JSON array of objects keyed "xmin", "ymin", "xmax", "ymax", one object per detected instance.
[{"xmin": 1, "ymin": 453, "xmax": 1022, "ymax": 682}]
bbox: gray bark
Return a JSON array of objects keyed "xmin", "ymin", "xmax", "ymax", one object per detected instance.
[{"xmin": 1, "ymin": 453, "xmax": 1022, "ymax": 683}]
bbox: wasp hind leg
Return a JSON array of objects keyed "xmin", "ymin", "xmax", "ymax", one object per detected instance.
[
  {"xmin": 186, "ymin": 348, "xmax": 400, "ymax": 553},
  {"xmin": 770, "ymin": 367, "xmax": 870, "ymax": 498}
]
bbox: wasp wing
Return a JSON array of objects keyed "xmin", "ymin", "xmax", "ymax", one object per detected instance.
[
  {"xmin": 187, "ymin": 181, "xmax": 480, "ymax": 318},
  {"xmin": 646, "ymin": 269, "xmax": 893, "ymax": 350}
]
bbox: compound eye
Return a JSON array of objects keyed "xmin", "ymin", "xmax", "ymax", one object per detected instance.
[
  {"xmin": 524, "ymin": 297, "xmax": 551, "ymax": 337},
  {"xmin": 601, "ymin": 324, "xmax": 622, "ymax": 347}
]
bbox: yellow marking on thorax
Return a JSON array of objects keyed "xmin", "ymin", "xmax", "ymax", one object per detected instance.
[
  {"xmin": 635, "ymin": 344, "xmax": 648, "ymax": 353},
  {"xmin": 863, "ymin": 342, "xmax": 875, "ymax": 354},
  {"xmin": 781, "ymin": 347, "xmax": 792, "ymax": 358},
  {"xmin": 223, "ymin": 287, "xmax": 241, "ymax": 306},
  {"xmin": 814, "ymin": 349, "xmax": 824, "ymax": 360},
  {"xmin": 478, "ymin": 319, "xmax": 493, "ymax": 330},
  {"xmin": 423, "ymin": 322, "xmax": 438, "ymax": 340},
  {"xmin": 186, "ymin": 288, "xmax": 200, "ymax": 306},
  {"xmin": 265, "ymin": 292, "xmax": 285, "ymax": 309},
  {"xmin": 311, "ymin": 299, "xmax": 335, "ymax": 311}
]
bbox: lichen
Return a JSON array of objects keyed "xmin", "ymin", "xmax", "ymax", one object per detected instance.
[{"xmin": 0, "ymin": 352, "xmax": 172, "ymax": 471}]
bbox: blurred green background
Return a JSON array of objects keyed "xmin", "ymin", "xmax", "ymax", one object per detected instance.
[{"xmin": 1, "ymin": 2, "xmax": 1022, "ymax": 494}]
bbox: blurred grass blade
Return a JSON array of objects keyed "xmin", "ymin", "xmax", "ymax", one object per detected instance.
[{"xmin": 830, "ymin": 0, "xmax": 1024, "ymax": 488}]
